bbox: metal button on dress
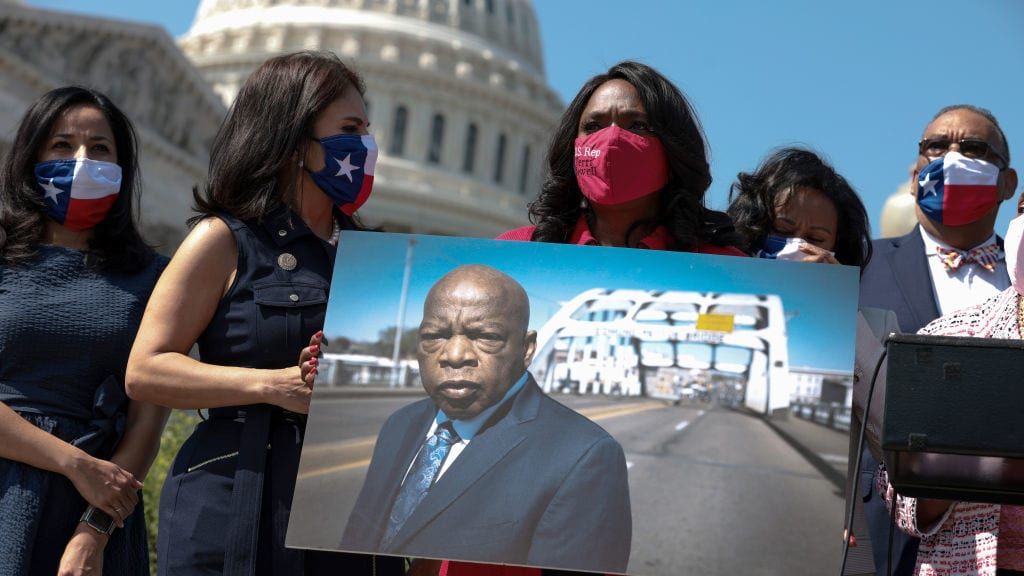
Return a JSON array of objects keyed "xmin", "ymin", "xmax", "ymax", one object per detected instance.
[
  {"xmin": 289, "ymin": 294, "xmax": 299, "ymax": 303},
  {"xmin": 277, "ymin": 253, "xmax": 297, "ymax": 270}
]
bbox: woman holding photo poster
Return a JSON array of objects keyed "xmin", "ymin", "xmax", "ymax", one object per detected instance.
[
  {"xmin": 428, "ymin": 61, "xmax": 746, "ymax": 576},
  {"xmin": 125, "ymin": 52, "xmax": 402, "ymax": 575},
  {"xmin": 498, "ymin": 60, "xmax": 745, "ymax": 256},
  {"xmin": 0, "ymin": 87, "xmax": 168, "ymax": 575}
]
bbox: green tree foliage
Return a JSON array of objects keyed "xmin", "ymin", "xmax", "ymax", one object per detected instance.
[{"xmin": 371, "ymin": 326, "xmax": 419, "ymax": 358}]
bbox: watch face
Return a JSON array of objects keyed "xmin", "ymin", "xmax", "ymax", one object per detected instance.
[{"xmin": 82, "ymin": 508, "xmax": 115, "ymax": 534}]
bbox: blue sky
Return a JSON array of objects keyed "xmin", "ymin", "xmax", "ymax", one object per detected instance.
[
  {"xmin": 28, "ymin": 0, "xmax": 1024, "ymax": 238},
  {"xmin": 326, "ymin": 232, "xmax": 859, "ymax": 371}
]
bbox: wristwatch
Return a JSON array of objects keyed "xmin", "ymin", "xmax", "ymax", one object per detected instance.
[{"xmin": 79, "ymin": 506, "xmax": 116, "ymax": 535}]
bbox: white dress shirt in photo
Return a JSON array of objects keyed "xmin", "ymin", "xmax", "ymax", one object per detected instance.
[{"xmin": 402, "ymin": 371, "xmax": 529, "ymax": 485}]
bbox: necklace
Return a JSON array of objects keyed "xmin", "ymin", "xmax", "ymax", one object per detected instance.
[{"xmin": 327, "ymin": 218, "xmax": 341, "ymax": 247}]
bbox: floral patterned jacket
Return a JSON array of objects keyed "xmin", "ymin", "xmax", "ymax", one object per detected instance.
[{"xmin": 878, "ymin": 287, "xmax": 1024, "ymax": 576}]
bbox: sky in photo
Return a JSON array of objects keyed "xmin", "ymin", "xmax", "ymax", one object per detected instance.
[{"xmin": 325, "ymin": 232, "xmax": 859, "ymax": 371}]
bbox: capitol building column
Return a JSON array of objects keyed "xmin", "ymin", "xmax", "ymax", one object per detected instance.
[
  {"xmin": 367, "ymin": 85, "xmax": 394, "ymax": 155},
  {"xmin": 405, "ymin": 97, "xmax": 432, "ymax": 165},
  {"xmin": 446, "ymin": 107, "xmax": 470, "ymax": 177},
  {"xmin": 476, "ymin": 118, "xmax": 499, "ymax": 186}
]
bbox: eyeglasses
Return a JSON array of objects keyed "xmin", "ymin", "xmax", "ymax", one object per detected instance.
[{"xmin": 918, "ymin": 137, "xmax": 1008, "ymax": 169}]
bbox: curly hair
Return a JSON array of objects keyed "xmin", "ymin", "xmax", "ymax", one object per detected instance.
[
  {"xmin": 727, "ymin": 147, "xmax": 872, "ymax": 268},
  {"xmin": 527, "ymin": 61, "xmax": 739, "ymax": 250},
  {"xmin": 0, "ymin": 86, "xmax": 153, "ymax": 271}
]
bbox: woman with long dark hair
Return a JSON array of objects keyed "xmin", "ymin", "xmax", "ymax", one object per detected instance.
[
  {"xmin": 499, "ymin": 60, "xmax": 743, "ymax": 255},
  {"xmin": 727, "ymin": 147, "xmax": 872, "ymax": 268},
  {"xmin": 0, "ymin": 86, "xmax": 168, "ymax": 575},
  {"xmin": 436, "ymin": 61, "xmax": 743, "ymax": 576},
  {"xmin": 125, "ymin": 51, "xmax": 400, "ymax": 575}
]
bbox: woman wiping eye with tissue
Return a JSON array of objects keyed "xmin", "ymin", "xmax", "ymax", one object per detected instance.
[{"xmin": 728, "ymin": 147, "xmax": 873, "ymax": 269}]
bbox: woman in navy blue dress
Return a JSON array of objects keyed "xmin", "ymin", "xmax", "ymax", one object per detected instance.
[
  {"xmin": 126, "ymin": 52, "xmax": 402, "ymax": 575},
  {"xmin": 0, "ymin": 87, "xmax": 169, "ymax": 575}
]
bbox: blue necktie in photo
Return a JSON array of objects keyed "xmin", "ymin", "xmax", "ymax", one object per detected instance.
[{"xmin": 381, "ymin": 421, "xmax": 460, "ymax": 548}]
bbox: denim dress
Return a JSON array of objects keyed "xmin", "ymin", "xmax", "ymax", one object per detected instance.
[{"xmin": 156, "ymin": 205, "xmax": 399, "ymax": 576}]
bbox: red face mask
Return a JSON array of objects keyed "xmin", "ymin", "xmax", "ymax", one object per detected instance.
[{"xmin": 574, "ymin": 125, "xmax": 669, "ymax": 205}]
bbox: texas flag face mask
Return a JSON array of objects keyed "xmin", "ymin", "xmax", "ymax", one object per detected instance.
[
  {"xmin": 306, "ymin": 133, "xmax": 378, "ymax": 216},
  {"xmin": 34, "ymin": 158, "xmax": 122, "ymax": 231},
  {"xmin": 916, "ymin": 151, "xmax": 1001, "ymax": 226}
]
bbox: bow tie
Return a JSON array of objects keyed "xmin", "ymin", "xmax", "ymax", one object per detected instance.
[{"xmin": 935, "ymin": 243, "xmax": 1004, "ymax": 272}]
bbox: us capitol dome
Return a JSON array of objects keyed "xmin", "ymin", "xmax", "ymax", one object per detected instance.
[{"xmin": 179, "ymin": 0, "xmax": 563, "ymax": 236}]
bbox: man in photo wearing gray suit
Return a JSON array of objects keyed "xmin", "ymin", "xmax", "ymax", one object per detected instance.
[{"xmin": 341, "ymin": 264, "xmax": 632, "ymax": 573}]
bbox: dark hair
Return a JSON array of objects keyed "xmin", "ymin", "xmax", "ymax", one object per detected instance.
[
  {"xmin": 727, "ymin": 147, "xmax": 872, "ymax": 268},
  {"xmin": 193, "ymin": 51, "xmax": 367, "ymax": 225},
  {"xmin": 0, "ymin": 86, "xmax": 152, "ymax": 271},
  {"xmin": 527, "ymin": 61, "xmax": 740, "ymax": 250},
  {"xmin": 931, "ymin": 104, "xmax": 1011, "ymax": 165}
]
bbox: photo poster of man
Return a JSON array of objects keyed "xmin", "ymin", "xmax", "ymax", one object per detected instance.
[{"xmin": 286, "ymin": 231, "xmax": 860, "ymax": 575}]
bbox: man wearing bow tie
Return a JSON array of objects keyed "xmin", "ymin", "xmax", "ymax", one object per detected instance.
[{"xmin": 856, "ymin": 104, "xmax": 1017, "ymax": 575}]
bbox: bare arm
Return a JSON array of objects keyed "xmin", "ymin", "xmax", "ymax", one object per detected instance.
[
  {"xmin": 0, "ymin": 401, "xmax": 105, "ymax": 485},
  {"xmin": 126, "ymin": 217, "xmax": 312, "ymax": 413},
  {"xmin": 55, "ymin": 400, "xmax": 170, "ymax": 574},
  {"xmin": 878, "ymin": 466, "xmax": 956, "ymax": 537},
  {"xmin": 107, "ymin": 400, "xmax": 169, "ymax": 482},
  {"xmin": 0, "ymin": 401, "xmax": 140, "ymax": 524},
  {"xmin": 916, "ymin": 498, "xmax": 955, "ymax": 531},
  {"xmin": 1, "ymin": 394, "xmax": 146, "ymax": 574},
  {"xmin": 53, "ymin": 400, "xmax": 172, "ymax": 575}
]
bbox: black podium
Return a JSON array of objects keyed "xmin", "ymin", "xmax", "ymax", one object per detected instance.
[{"xmin": 882, "ymin": 333, "xmax": 1024, "ymax": 505}]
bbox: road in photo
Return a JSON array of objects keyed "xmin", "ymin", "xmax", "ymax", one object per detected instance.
[{"xmin": 290, "ymin": 393, "xmax": 846, "ymax": 575}]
